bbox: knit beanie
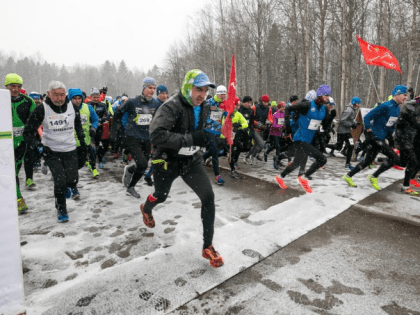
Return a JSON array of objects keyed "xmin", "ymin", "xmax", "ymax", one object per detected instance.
[
  {"xmin": 316, "ymin": 85, "xmax": 331, "ymax": 97},
  {"xmin": 4, "ymin": 73, "xmax": 23, "ymax": 86},
  {"xmin": 156, "ymin": 84, "xmax": 168, "ymax": 95}
]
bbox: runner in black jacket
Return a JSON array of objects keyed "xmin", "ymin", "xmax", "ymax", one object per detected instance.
[{"xmin": 139, "ymin": 69, "xmax": 224, "ymax": 268}]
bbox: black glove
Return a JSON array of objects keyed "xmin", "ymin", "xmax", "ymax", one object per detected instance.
[
  {"xmin": 364, "ymin": 130, "xmax": 375, "ymax": 142},
  {"xmin": 233, "ymin": 122, "xmax": 242, "ymax": 132},
  {"xmin": 78, "ymin": 144, "xmax": 88, "ymax": 160},
  {"xmin": 351, "ymin": 123, "xmax": 357, "ymax": 129},
  {"xmin": 191, "ymin": 130, "xmax": 207, "ymax": 147},
  {"xmin": 42, "ymin": 145, "xmax": 53, "ymax": 158},
  {"xmin": 90, "ymin": 127, "xmax": 96, "ymax": 138},
  {"xmin": 102, "ymin": 87, "xmax": 108, "ymax": 94}
]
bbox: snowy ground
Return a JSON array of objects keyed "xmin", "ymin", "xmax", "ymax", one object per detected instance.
[{"xmin": 15, "ymin": 149, "xmax": 413, "ymax": 314}]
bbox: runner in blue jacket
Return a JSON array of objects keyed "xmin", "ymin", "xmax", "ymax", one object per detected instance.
[
  {"xmin": 343, "ymin": 85, "xmax": 406, "ymax": 190},
  {"xmin": 274, "ymin": 85, "xmax": 331, "ymax": 193}
]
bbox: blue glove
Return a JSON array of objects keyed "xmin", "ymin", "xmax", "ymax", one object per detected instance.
[{"xmin": 37, "ymin": 144, "xmax": 44, "ymax": 154}]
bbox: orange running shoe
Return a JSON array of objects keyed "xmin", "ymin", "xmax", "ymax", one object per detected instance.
[
  {"xmin": 409, "ymin": 179, "xmax": 420, "ymax": 188},
  {"xmin": 392, "ymin": 165, "xmax": 404, "ymax": 170},
  {"xmin": 202, "ymin": 245, "xmax": 224, "ymax": 268},
  {"xmin": 402, "ymin": 186, "xmax": 419, "ymax": 196},
  {"xmin": 297, "ymin": 176, "xmax": 313, "ymax": 194},
  {"xmin": 274, "ymin": 175, "xmax": 288, "ymax": 189},
  {"xmin": 140, "ymin": 203, "xmax": 155, "ymax": 228}
]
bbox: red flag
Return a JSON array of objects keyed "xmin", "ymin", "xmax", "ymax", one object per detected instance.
[
  {"xmin": 221, "ymin": 55, "xmax": 237, "ymax": 145},
  {"xmin": 357, "ymin": 35, "xmax": 401, "ymax": 73}
]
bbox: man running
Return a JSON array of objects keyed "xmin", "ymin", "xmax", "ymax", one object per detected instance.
[
  {"xmin": 395, "ymin": 96, "xmax": 420, "ymax": 196},
  {"xmin": 68, "ymin": 88, "xmax": 99, "ymax": 183},
  {"xmin": 24, "ymin": 81, "xmax": 86, "ymax": 222},
  {"xmin": 5, "ymin": 73, "xmax": 36, "ymax": 212},
  {"xmin": 327, "ymin": 97, "xmax": 361, "ymax": 169},
  {"xmin": 139, "ymin": 69, "xmax": 224, "ymax": 268},
  {"xmin": 343, "ymin": 85, "xmax": 405, "ymax": 190},
  {"xmin": 244, "ymin": 94, "xmax": 272, "ymax": 165},
  {"xmin": 203, "ymin": 85, "xmax": 227, "ymax": 185},
  {"xmin": 114, "ymin": 77, "xmax": 160, "ymax": 198},
  {"xmin": 275, "ymin": 85, "xmax": 331, "ymax": 193},
  {"xmin": 89, "ymin": 88, "xmax": 111, "ymax": 169}
]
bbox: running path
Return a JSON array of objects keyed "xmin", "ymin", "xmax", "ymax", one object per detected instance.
[{"xmin": 19, "ymin": 151, "xmax": 409, "ymax": 314}]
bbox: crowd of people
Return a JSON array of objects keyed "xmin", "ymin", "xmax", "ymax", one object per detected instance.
[{"xmin": 5, "ymin": 68, "xmax": 420, "ymax": 268}]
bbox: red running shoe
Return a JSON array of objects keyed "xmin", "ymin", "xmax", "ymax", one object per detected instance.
[
  {"xmin": 128, "ymin": 155, "xmax": 132, "ymax": 162},
  {"xmin": 410, "ymin": 179, "xmax": 420, "ymax": 188},
  {"xmin": 274, "ymin": 175, "xmax": 288, "ymax": 189},
  {"xmin": 114, "ymin": 153, "xmax": 119, "ymax": 159},
  {"xmin": 202, "ymin": 245, "xmax": 224, "ymax": 268},
  {"xmin": 140, "ymin": 203, "xmax": 155, "ymax": 228},
  {"xmin": 298, "ymin": 176, "xmax": 313, "ymax": 194},
  {"xmin": 392, "ymin": 165, "xmax": 404, "ymax": 170}
]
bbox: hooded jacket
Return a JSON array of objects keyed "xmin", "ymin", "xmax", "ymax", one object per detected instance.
[
  {"xmin": 337, "ymin": 104, "xmax": 357, "ymax": 134},
  {"xmin": 150, "ymin": 90, "xmax": 210, "ymax": 162},
  {"xmin": 395, "ymin": 99, "xmax": 420, "ymax": 150}
]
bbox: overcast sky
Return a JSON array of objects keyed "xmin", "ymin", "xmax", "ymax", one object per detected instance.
[{"xmin": 1, "ymin": 0, "xmax": 209, "ymax": 71}]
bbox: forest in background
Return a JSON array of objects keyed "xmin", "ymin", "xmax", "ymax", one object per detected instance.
[{"xmin": 1, "ymin": 0, "xmax": 419, "ymax": 116}]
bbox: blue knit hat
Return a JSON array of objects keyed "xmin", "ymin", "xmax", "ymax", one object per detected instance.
[
  {"xmin": 143, "ymin": 77, "xmax": 156, "ymax": 90},
  {"xmin": 351, "ymin": 96, "xmax": 361, "ymax": 105},
  {"xmin": 156, "ymin": 85, "xmax": 168, "ymax": 95},
  {"xmin": 317, "ymin": 85, "xmax": 331, "ymax": 97},
  {"xmin": 392, "ymin": 85, "xmax": 408, "ymax": 96},
  {"xmin": 68, "ymin": 88, "xmax": 83, "ymax": 100}
]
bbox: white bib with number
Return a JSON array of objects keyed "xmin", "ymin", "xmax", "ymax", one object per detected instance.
[
  {"xmin": 308, "ymin": 119, "xmax": 322, "ymax": 130},
  {"xmin": 178, "ymin": 146, "xmax": 200, "ymax": 156},
  {"xmin": 13, "ymin": 127, "xmax": 24, "ymax": 137},
  {"xmin": 47, "ymin": 114, "xmax": 69, "ymax": 130},
  {"xmin": 136, "ymin": 114, "xmax": 153, "ymax": 126},
  {"xmin": 386, "ymin": 116, "xmax": 398, "ymax": 127},
  {"xmin": 210, "ymin": 111, "xmax": 222, "ymax": 121},
  {"xmin": 277, "ymin": 118, "xmax": 285, "ymax": 125},
  {"xmin": 41, "ymin": 102, "xmax": 76, "ymax": 152}
]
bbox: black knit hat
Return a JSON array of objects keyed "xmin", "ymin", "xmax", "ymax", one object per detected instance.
[
  {"xmin": 290, "ymin": 95, "xmax": 298, "ymax": 103},
  {"xmin": 242, "ymin": 96, "xmax": 253, "ymax": 103}
]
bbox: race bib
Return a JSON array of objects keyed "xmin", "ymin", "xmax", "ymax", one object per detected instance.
[
  {"xmin": 349, "ymin": 138, "xmax": 354, "ymax": 145},
  {"xmin": 308, "ymin": 119, "xmax": 322, "ymax": 130},
  {"xmin": 386, "ymin": 116, "xmax": 398, "ymax": 127},
  {"xmin": 136, "ymin": 114, "xmax": 153, "ymax": 126},
  {"xmin": 178, "ymin": 146, "xmax": 200, "ymax": 156},
  {"xmin": 277, "ymin": 118, "xmax": 285, "ymax": 125},
  {"xmin": 81, "ymin": 114, "xmax": 88, "ymax": 125},
  {"xmin": 13, "ymin": 127, "xmax": 24, "ymax": 137},
  {"xmin": 210, "ymin": 111, "xmax": 222, "ymax": 121},
  {"xmin": 47, "ymin": 115, "xmax": 69, "ymax": 130}
]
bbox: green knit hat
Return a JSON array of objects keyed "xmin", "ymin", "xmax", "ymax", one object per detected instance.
[{"xmin": 4, "ymin": 73, "xmax": 23, "ymax": 86}]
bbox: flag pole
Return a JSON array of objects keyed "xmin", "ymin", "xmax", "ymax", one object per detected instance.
[{"xmin": 365, "ymin": 63, "xmax": 381, "ymax": 103}]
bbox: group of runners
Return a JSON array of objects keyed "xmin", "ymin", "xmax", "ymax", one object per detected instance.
[{"xmin": 5, "ymin": 67, "xmax": 420, "ymax": 268}]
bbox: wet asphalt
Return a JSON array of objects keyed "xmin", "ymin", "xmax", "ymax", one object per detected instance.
[
  {"xmin": 55, "ymin": 154, "xmax": 420, "ymax": 314},
  {"xmin": 171, "ymin": 177, "xmax": 420, "ymax": 315}
]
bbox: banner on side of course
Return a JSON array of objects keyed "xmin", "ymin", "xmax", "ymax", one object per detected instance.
[{"xmin": 0, "ymin": 89, "xmax": 25, "ymax": 315}]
